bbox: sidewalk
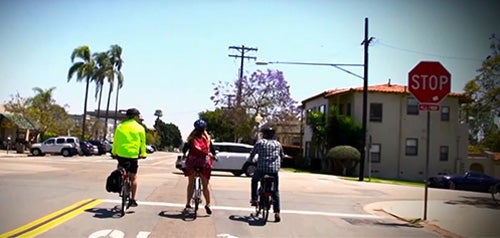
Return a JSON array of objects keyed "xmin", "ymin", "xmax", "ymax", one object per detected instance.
[
  {"xmin": 365, "ymin": 200, "xmax": 500, "ymax": 237},
  {"xmin": 0, "ymin": 149, "xmax": 29, "ymax": 157}
]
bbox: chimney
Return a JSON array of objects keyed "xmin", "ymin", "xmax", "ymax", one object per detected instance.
[{"xmin": 388, "ymin": 78, "xmax": 391, "ymax": 86}]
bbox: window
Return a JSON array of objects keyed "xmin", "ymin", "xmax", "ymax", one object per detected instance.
[
  {"xmin": 319, "ymin": 104, "xmax": 326, "ymax": 114},
  {"xmin": 56, "ymin": 138, "xmax": 65, "ymax": 144},
  {"xmin": 405, "ymin": 138, "xmax": 418, "ymax": 156},
  {"xmin": 440, "ymin": 146, "xmax": 449, "ymax": 161},
  {"xmin": 441, "ymin": 106, "xmax": 449, "ymax": 121},
  {"xmin": 44, "ymin": 138, "xmax": 55, "ymax": 145},
  {"xmin": 370, "ymin": 144, "xmax": 381, "ymax": 163},
  {"xmin": 339, "ymin": 104, "xmax": 344, "ymax": 114},
  {"xmin": 370, "ymin": 103, "xmax": 383, "ymax": 122},
  {"xmin": 407, "ymin": 98, "xmax": 419, "ymax": 115},
  {"xmin": 346, "ymin": 103, "xmax": 351, "ymax": 116}
]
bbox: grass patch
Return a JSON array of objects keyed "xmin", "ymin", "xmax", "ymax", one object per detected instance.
[{"xmin": 282, "ymin": 168, "xmax": 424, "ymax": 186}]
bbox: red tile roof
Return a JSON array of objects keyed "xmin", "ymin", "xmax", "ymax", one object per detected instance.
[{"xmin": 325, "ymin": 83, "xmax": 464, "ymax": 97}]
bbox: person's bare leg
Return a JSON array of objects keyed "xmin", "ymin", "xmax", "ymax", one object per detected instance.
[
  {"xmin": 186, "ymin": 175, "xmax": 195, "ymax": 207},
  {"xmin": 201, "ymin": 176, "xmax": 212, "ymax": 214},
  {"xmin": 130, "ymin": 173, "xmax": 137, "ymax": 199}
]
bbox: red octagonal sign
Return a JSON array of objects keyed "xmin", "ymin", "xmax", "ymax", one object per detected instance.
[{"xmin": 408, "ymin": 61, "xmax": 451, "ymax": 104}]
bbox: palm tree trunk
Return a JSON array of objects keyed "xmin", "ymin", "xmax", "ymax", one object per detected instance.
[
  {"xmin": 113, "ymin": 87, "xmax": 120, "ymax": 131},
  {"xmin": 82, "ymin": 78, "xmax": 90, "ymax": 140},
  {"xmin": 103, "ymin": 86, "xmax": 113, "ymax": 140},
  {"xmin": 95, "ymin": 85, "xmax": 103, "ymax": 139}
]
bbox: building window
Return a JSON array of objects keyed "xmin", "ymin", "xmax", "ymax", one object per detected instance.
[
  {"xmin": 441, "ymin": 106, "xmax": 449, "ymax": 121},
  {"xmin": 405, "ymin": 138, "xmax": 418, "ymax": 156},
  {"xmin": 440, "ymin": 146, "xmax": 449, "ymax": 161},
  {"xmin": 319, "ymin": 104, "xmax": 326, "ymax": 114},
  {"xmin": 370, "ymin": 144, "xmax": 381, "ymax": 163},
  {"xmin": 306, "ymin": 108, "xmax": 312, "ymax": 123},
  {"xmin": 339, "ymin": 104, "xmax": 344, "ymax": 115},
  {"xmin": 370, "ymin": 103, "xmax": 383, "ymax": 122},
  {"xmin": 346, "ymin": 103, "xmax": 351, "ymax": 116},
  {"xmin": 407, "ymin": 98, "xmax": 419, "ymax": 115}
]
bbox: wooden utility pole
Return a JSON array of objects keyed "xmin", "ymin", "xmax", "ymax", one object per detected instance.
[{"xmin": 228, "ymin": 45, "xmax": 258, "ymax": 107}]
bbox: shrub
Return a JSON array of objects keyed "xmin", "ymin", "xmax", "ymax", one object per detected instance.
[{"xmin": 325, "ymin": 145, "xmax": 360, "ymax": 175}]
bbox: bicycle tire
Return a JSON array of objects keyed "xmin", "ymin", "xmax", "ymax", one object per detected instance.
[
  {"xmin": 193, "ymin": 176, "xmax": 201, "ymax": 218},
  {"xmin": 121, "ymin": 181, "xmax": 128, "ymax": 216},
  {"xmin": 259, "ymin": 194, "xmax": 269, "ymax": 223}
]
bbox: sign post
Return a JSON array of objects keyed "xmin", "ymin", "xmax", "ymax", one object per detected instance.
[{"xmin": 408, "ymin": 61, "xmax": 451, "ymax": 220}]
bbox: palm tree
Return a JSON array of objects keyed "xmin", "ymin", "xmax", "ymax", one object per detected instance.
[
  {"xmin": 154, "ymin": 109, "xmax": 163, "ymax": 128},
  {"xmin": 93, "ymin": 51, "xmax": 113, "ymax": 139},
  {"xmin": 68, "ymin": 45, "xmax": 95, "ymax": 139},
  {"xmin": 108, "ymin": 45, "xmax": 124, "ymax": 131}
]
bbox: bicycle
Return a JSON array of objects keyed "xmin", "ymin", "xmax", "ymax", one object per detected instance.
[
  {"xmin": 491, "ymin": 182, "xmax": 500, "ymax": 205},
  {"xmin": 118, "ymin": 165, "xmax": 132, "ymax": 217},
  {"xmin": 192, "ymin": 166, "xmax": 203, "ymax": 218},
  {"xmin": 254, "ymin": 174, "xmax": 275, "ymax": 224}
]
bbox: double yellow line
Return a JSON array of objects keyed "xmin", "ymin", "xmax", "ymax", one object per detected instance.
[{"xmin": 0, "ymin": 198, "xmax": 102, "ymax": 238}]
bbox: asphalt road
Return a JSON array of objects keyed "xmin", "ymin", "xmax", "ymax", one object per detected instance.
[{"xmin": 0, "ymin": 151, "xmax": 491, "ymax": 237}]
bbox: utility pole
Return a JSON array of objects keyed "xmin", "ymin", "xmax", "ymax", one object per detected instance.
[
  {"xmin": 359, "ymin": 17, "xmax": 374, "ymax": 181},
  {"xmin": 228, "ymin": 45, "xmax": 258, "ymax": 107}
]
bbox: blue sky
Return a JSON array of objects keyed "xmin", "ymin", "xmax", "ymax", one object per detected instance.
[{"xmin": 1, "ymin": 0, "xmax": 499, "ymax": 139}]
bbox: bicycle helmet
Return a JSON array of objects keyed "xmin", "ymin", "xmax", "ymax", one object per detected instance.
[
  {"xmin": 194, "ymin": 119, "xmax": 207, "ymax": 130},
  {"xmin": 261, "ymin": 127, "xmax": 275, "ymax": 139},
  {"xmin": 126, "ymin": 108, "xmax": 141, "ymax": 118}
]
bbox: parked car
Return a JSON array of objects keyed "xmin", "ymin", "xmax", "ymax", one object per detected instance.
[
  {"xmin": 30, "ymin": 136, "xmax": 80, "ymax": 157},
  {"xmin": 79, "ymin": 141, "xmax": 95, "ymax": 156},
  {"xmin": 88, "ymin": 140, "xmax": 112, "ymax": 155},
  {"xmin": 146, "ymin": 145, "xmax": 155, "ymax": 153},
  {"xmin": 428, "ymin": 171, "xmax": 500, "ymax": 193},
  {"xmin": 176, "ymin": 142, "xmax": 258, "ymax": 177}
]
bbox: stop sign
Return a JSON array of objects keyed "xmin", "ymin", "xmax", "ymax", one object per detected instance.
[{"xmin": 408, "ymin": 61, "xmax": 451, "ymax": 104}]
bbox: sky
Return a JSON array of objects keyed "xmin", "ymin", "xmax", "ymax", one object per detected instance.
[{"xmin": 1, "ymin": 0, "xmax": 499, "ymax": 139}]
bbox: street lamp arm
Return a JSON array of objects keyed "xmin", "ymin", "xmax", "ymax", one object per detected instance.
[{"xmin": 256, "ymin": 61, "xmax": 364, "ymax": 80}]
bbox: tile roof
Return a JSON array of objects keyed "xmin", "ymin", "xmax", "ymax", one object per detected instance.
[{"xmin": 325, "ymin": 83, "xmax": 465, "ymax": 97}]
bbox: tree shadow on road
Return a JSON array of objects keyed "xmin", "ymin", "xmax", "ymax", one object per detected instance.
[
  {"xmin": 445, "ymin": 195, "xmax": 500, "ymax": 209},
  {"xmin": 229, "ymin": 214, "xmax": 267, "ymax": 226},
  {"xmin": 85, "ymin": 206, "xmax": 132, "ymax": 219}
]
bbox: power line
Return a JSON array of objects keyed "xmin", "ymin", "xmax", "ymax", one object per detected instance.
[
  {"xmin": 376, "ymin": 41, "xmax": 483, "ymax": 62},
  {"xmin": 228, "ymin": 45, "xmax": 258, "ymax": 107}
]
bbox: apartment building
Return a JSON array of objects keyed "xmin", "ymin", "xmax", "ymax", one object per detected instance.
[{"xmin": 301, "ymin": 82, "xmax": 468, "ymax": 181}]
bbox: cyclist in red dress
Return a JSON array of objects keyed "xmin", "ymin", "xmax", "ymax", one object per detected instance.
[{"xmin": 182, "ymin": 119, "xmax": 216, "ymax": 214}]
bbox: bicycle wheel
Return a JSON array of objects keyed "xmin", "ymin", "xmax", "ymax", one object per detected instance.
[
  {"xmin": 193, "ymin": 177, "xmax": 201, "ymax": 218},
  {"xmin": 121, "ymin": 179, "xmax": 130, "ymax": 216},
  {"xmin": 259, "ymin": 194, "xmax": 269, "ymax": 223}
]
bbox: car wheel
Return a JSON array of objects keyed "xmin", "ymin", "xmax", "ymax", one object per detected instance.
[
  {"xmin": 448, "ymin": 181, "xmax": 456, "ymax": 190},
  {"xmin": 31, "ymin": 148, "xmax": 41, "ymax": 156},
  {"xmin": 244, "ymin": 163, "xmax": 257, "ymax": 177},
  {"xmin": 61, "ymin": 149, "xmax": 71, "ymax": 157},
  {"xmin": 232, "ymin": 171, "xmax": 243, "ymax": 176}
]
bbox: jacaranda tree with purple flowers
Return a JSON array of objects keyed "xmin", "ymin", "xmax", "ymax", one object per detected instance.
[{"xmin": 211, "ymin": 69, "xmax": 299, "ymax": 141}]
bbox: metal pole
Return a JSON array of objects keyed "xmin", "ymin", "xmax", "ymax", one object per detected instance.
[
  {"xmin": 359, "ymin": 17, "xmax": 369, "ymax": 181},
  {"xmin": 424, "ymin": 110, "xmax": 430, "ymax": 220}
]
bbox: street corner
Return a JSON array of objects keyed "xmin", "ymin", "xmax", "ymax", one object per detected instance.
[{"xmin": 362, "ymin": 201, "xmax": 422, "ymax": 223}]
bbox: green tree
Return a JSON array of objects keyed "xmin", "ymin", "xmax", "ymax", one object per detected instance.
[
  {"xmin": 155, "ymin": 119, "xmax": 182, "ymax": 150},
  {"xmin": 326, "ymin": 106, "xmax": 363, "ymax": 150},
  {"xmin": 463, "ymin": 34, "xmax": 500, "ymax": 151},
  {"xmin": 68, "ymin": 45, "xmax": 96, "ymax": 139},
  {"xmin": 199, "ymin": 109, "xmax": 237, "ymax": 142},
  {"xmin": 92, "ymin": 51, "xmax": 111, "ymax": 138},
  {"xmin": 325, "ymin": 145, "xmax": 361, "ymax": 176}
]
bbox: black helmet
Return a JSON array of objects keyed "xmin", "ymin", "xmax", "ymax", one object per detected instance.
[
  {"xmin": 126, "ymin": 108, "xmax": 141, "ymax": 117},
  {"xmin": 194, "ymin": 119, "xmax": 207, "ymax": 130},
  {"xmin": 261, "ymin": 127, "xmax": 275, "ymax": 139}
]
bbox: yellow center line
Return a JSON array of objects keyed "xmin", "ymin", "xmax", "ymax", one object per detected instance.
[{"xmin": 0, "ymin": 198, "xmax": 102, "ymax": 238}]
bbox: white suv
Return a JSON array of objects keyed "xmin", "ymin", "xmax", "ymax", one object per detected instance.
[
  {"xmin": 176, "ymin": 142, "xmax": 258, "ymax": 177},
  {"xmin": 31, "ymin": 136, "xmax": 80, "ymax": 157}
]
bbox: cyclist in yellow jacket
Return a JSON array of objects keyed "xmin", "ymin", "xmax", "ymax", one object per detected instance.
[{"xmin": 112, "ymin": 108, "xmax": 147, "ymax": 207}]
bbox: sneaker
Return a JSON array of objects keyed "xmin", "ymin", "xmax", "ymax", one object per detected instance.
[
  {"xmin": 274, "ymin": 213, "xmax": 281, "ymax": 222},
  {"xmin": 129, "ymin": 199, "xmax": 138, "ymax": 207},
  {"xmin": 183, "ymin": 205, "xmax": 192, "ymax": 213},
  {"xmin": 205, "ymin": 205, "xmax": 212, "ymax": 215},
  {"xmin": 250, "ymin": 200, "xmax": 258, "ymax": 207}
]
